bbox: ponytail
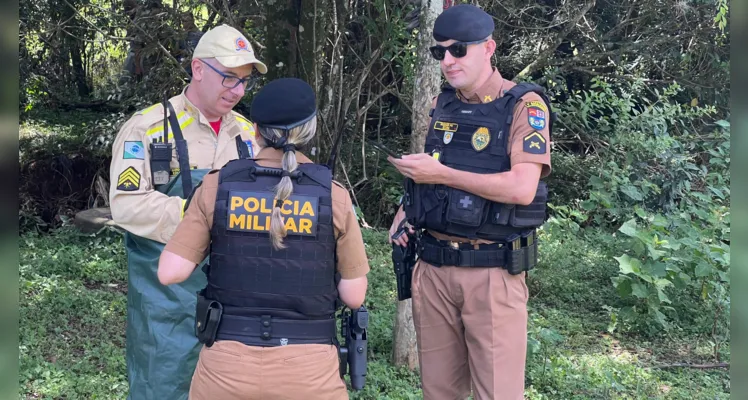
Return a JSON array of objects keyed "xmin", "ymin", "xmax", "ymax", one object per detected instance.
[{"xmin": 260, "ymin": 118, "xmax": 318, "ymax": 250}]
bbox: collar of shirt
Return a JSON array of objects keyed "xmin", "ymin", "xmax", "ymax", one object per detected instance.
[
  {"xmin": 457, "ymin": 67, "xmax": 505, "ymax": 104},
  {"xmin": 178, "ymin": 85, "xmax": 238, "ymax": 134},
  {"xmin": 253, "ymin": 147, "xmax": 314, "ymax": 167}
]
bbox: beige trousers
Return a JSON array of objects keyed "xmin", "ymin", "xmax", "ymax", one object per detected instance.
[
  {"xmin": 412, "ymin": 260, "xmax": 529, "ymax": 400},
  {"xmin": 188, "ymin": 340, "xmax": 348, "ymax": 400}
]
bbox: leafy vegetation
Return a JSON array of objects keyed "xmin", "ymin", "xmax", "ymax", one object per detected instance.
[
  {"xmin": 18, "ymin": 0, "xmax": 730, "ymax": 398},
  {"xmin": 19, "ymin": 226, "xmax": 729, "ymax": 399}
]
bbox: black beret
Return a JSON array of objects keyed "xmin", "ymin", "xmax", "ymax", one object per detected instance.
[
  {"xmin": 433, "ymin": 4, "xmax": 494, "ymax": 42},
  {"xmin": 250, "ymin": 78, "xmax": 317, "ymax": 129}
]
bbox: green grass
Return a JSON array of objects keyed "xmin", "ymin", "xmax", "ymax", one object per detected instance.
[{"xmin": 19, "ymin": 225, "xmax": 729, "ymax": 399}]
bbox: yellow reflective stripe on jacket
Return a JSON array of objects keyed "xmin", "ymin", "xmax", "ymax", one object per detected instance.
[
  {"xmin": 145, "ymin": 111, "xmax": 194, "ymax": 141},
  {"xmin": 235, "ymin": 116, "xmax": 256, "ymax": 135},
  {"xmin": 139, "ymin": 104, "xmax": 161, "ymax": 115}
]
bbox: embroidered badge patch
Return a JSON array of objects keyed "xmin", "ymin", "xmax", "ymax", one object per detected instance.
[
  {"xmin": 433, "ymin": 121, "xmax": 458, "ymax": 132},
  {"xmin": 244, "ymin": 140, "xmax": 255, "ymax": 158},
  {"xmin": 523, "ymin": 131, "xmax": 547, "ymax": 154},
  {"xmin": 124, "ymin": 141, "xmax": 145, "ymax": 159},
  {"xmin": 117, "ymin": 167, "xmax": 141, "ymax": 191},
  {"xmin": 235, "ymin": 37, "xmax": 250, "ymax": 52},
  {"xmin": 471, "ymin": 127, "xmax": 491, "ymax": 151},
  {"xmin": 443, "ymin": 131, "xmax": 454, "ymax": 144},
  {"xmin": 527, "ymin": 107, "xmax": 546, "ymax": 130},
  {"xmin": 525, "ymin": 100, "xmax": 549, "ymax": 113}
]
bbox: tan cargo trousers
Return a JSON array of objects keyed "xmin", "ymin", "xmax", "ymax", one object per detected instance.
[
  {"xmin": 412, "ymin": 259, "xmax": 529, "ymax": 400},
  {"xmin": 188, "ymin": 341, "xmax": 348, "ymax": 399}
]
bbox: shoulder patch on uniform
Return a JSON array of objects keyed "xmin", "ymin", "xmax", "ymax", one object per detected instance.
[
  {"xmin": 527, "ymin": 107, "xmax": 547, "ymax": 130},
  {"xmin": 524, "ymin": 100, "xmax": 548, "ymax": 113},
  {"xmin": 117, "ymin": 166, "xmax": 141, "ymax": 191},
  {"xmin": 523, "ymin": 131, "xmax": 547, "ymax": 154},
  {"xmin": 123, "ymin": 141, "xmax": 145, "ymax": 159}
]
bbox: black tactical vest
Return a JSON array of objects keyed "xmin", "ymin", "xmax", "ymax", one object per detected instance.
[
  {"xmin": 402, "ymin": 83, "xmax": 554, "ymax": 241},
  {"xmin": 205, "ymin": 158, "xmax": 338, "ymax": 320}
]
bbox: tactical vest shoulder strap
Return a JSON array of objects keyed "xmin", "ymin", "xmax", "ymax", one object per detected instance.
[
  {"xmin": 217, "ymin": 158, "xmax": 257, "ymax": 184},
  {"xmin": 501, "ymin": 82, "xmax": 557, "ymax": 139},
  {"xmin": 218, "ymin": 158, "xmax": 333, "ymax": 191},
  {"xmin": 297, "ymin": 163, "xmax": 333, "ymax": 190},
  {"xmin": 436, "ymin": 87, "xmax": 461, "ymax": 114}
]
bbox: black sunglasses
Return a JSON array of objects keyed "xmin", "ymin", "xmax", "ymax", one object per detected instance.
[{"xmin": 429, "ymin": 39, "xmax": 488, "ymax": 60}]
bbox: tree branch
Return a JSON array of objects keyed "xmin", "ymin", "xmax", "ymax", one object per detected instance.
[{"xmin": 516, "ymin": 0, "xmax": 596, "ymax": 79}]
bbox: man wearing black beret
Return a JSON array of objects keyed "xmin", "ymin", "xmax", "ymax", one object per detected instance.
[
  {"xmin": 159, "ymin": 78, "xmax": 370, "ymax": 399},
  {"xmin": 388, "ymin": 4, "xmax": 555, "ymax": 400}
]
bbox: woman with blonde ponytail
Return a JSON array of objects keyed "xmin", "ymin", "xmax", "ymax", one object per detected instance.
[
  {"xmin": 261, "ymin": 117, "xmax": 317, "ymax": 249},
  {"xmin": 158, "ymin": 78, "xmax": 370, "ymax": 400}
]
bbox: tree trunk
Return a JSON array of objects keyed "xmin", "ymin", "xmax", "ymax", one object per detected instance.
[
  {"xmin": 392, "ymin": 0, "xmax": 444, "ymax": 370},
  {"xmin": 408, "ymin": 0, "xmax": 444, "ymax": 154},
  {"xmin": 262, "ymin": 0, "xmax": 303, "ymax": 81},
  {"xmin": 70, "ymin": 42, "xmax": 89, "ymax": 98}
]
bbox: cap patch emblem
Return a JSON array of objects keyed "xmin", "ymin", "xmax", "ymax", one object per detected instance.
[
  {"xmin": 235, "ymin": 37, "xmax": 250, "ymax": 52},
  {"xmin": 471, "ymin": 127, "xmax": 491, "ymax": 152}
]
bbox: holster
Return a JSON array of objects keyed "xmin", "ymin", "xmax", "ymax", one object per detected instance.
[
  {"xmin": 392, "ymin": 241, "xmax": 417, "ymax": 301},
  {"xmin": 195, "ymin": 290, "xmax": 223, "ymax": 347},
  {"xmin": 338, "ymin": 306, "xmax": 369, "ymax": 390}
]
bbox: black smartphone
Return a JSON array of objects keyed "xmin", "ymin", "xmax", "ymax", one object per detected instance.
[{"xmin": 366, "ymin": 139, "xmax": 403, "ymax": 159}]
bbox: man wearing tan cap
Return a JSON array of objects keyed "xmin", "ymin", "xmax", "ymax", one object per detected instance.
[{"xmin": 108, "ymin": 23, "xmax": 267, "ymax": 400}]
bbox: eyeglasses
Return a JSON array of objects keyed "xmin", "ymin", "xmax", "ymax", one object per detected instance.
[
  {"xmin": 429, "ymin": 39, "xmax": 488, "ymax": 60},
  {"xmin": 199, "ymin": 59, "xmax": 258, "ymax": 92}
]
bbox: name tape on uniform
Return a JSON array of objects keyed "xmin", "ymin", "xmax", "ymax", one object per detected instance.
[{"xmin": 227, "ymin": 191, "xmax": 318, "ymax": 236}]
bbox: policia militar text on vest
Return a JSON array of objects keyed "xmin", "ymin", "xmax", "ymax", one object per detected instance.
[
  {"xmin": 191, "ymin": 156, "xmax": 369, "ymax": 390},
  {"xmin": 401, "ymin": 83, "xmax": 556, "ymax": 275}
]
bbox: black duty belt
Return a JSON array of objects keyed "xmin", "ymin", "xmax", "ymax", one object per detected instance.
[
  {"xmin": 215, "ymin": 314, "xmax": 337, "ymax": 347},
  {"xmin": 418, "ymin": 230, "xmax": 538, "ymax": 275}
]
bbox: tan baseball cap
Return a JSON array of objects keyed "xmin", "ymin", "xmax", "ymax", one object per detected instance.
[{"xmin": 192, "ymin": 24, "xmax": 268, "ymax": 74}]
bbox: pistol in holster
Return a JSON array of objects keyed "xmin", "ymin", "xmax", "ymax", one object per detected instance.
[
  {"xmin": 338, "ymin": 306, "xmax": 369, "ymax": 390},
  {"xmin": 195, "ymin": 289, "xmax": 223, "ymax": 347},
  {"xmin": 391, "ymin": 220, "xmax": 418, "ymax": 301}
]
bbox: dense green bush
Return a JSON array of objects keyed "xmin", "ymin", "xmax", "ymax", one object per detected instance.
[{"xmin": 544, "ymin": 77, "xmax": 730, "ymax": 337}]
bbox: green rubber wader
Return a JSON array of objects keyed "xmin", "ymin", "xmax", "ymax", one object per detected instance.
[{"xmin": 124, "ymin": 169, "xmax": 210, "ymax": 400}]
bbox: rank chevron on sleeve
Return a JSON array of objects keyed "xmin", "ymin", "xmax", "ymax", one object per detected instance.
[{"xmin": 117, "ymin": 166, "xmax": 141, "ymax": 191}]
